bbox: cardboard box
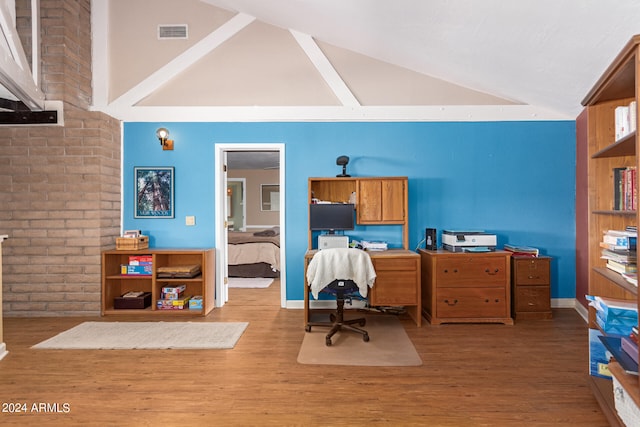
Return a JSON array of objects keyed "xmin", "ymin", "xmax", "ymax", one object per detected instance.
[
  {"xmin": 116, "ymin": 236, "xmax": 149, "ymax": 250},
  {"xmin": 129, "ymin": 255, "xmax": 152, "ymax": 265},
  {"xmin": 162, "ymin": 291, "xmax": 184, "ymax": 300},
  {"xmin": 121, "ymin": 264, "xmax": 152, "ymax": 275},
  {"xmin": 114, "ymin": 292, "xmax": 152, "ymax": 309},
  {"xmin": 161, "ymin": 284, "xmax": 186, "ymax": 294},
  {"xmin": 189, "ymin": 296, "xmax": 203, "ymax": 310},
  {"xmin": 156, "ymin": 297, "xmax": 190, "ymax": 310}
]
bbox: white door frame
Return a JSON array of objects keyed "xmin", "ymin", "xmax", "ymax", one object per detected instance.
[{"xmin": 214, "ymin": 143, "xmax": 286, "ymax": 308}]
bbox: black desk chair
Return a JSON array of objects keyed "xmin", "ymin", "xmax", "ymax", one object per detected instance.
[
  {"xmin": 306, "ymin": 279, "xmax": 369, "ymax": 346},
  {"xmin": 305, "ymin": 248, "xmax": 376, "ymax": 346}
]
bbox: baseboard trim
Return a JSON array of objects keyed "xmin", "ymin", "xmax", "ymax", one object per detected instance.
[{"xmin": 288, "ymin": 298, "xmax": 591, "ymax": 323}]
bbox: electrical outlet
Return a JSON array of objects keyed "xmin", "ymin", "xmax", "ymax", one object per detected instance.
[{"xmin": 185, "ymin": 215, "xmax": 195, "ymax": 226}]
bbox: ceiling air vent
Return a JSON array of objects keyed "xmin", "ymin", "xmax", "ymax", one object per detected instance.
[{"xmin": 158, "ymin": 25, "xmax": 188, "ymax": 40}]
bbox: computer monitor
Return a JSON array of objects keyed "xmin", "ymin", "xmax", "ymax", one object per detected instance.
[{"xmin": 309, "ymin": 203, "xmax": 355, "ymax": 234}]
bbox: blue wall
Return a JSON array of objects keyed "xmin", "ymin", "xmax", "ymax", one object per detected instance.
[{"xmin": 123, "ymin": 121, "xmax": 576, "ymax": 301}]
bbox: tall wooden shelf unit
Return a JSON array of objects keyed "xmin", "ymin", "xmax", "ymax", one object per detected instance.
[
  {"xmin": 101, "ymin": 248, "xmax": 215, "ymax": 316},
  {"xmin": 581, "ymin": 35, "xmax": 640, "ymax": 426}
]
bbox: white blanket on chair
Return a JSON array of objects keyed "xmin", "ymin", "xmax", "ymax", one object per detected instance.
[{"xmin": 306, "ymin": 248, "xmax": 376, "ymax": 299}]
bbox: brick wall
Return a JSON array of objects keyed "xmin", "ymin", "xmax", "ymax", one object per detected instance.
[{"xmin": 0, "ymin": 0, "xmax": 121, "ymax": 316}]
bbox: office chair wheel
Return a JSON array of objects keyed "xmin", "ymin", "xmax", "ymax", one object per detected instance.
[
  {"xmin": 325, "ymin": 337, "xmax": 332, "ymax": 346},
  {"xmin": 363, "ymin": 333, "xmax": 369, "ymax": 342}
]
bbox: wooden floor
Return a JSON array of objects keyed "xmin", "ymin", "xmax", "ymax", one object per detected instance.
[{"xmin": 0, "ymin": 280, "xmax": 609, "ymax": 426}]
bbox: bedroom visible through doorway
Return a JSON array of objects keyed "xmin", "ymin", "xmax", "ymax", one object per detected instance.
[{"xmin": 214, "ymin": 144, "xmax": 285, "ymax": 309}]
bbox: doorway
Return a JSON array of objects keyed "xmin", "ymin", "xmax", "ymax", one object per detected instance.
[{"xmin": 214, "ymin": 144, "xmax": 286, "ymax": 309}]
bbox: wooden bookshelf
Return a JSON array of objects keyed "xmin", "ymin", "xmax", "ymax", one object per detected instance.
[
  {"xmin": 101, "ymin": 248, "xmax": 215, "ymax": 316},
  {"xmin": 581, "ymin": 34, "xmax": 640, "ymax": 425}
]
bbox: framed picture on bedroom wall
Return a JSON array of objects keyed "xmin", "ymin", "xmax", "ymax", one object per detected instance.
[
  {"xmin": 134, "ymin": 167, "xmax": 175, "ymax": 218},
  {"xmin": 260, "ymin": 184, "xmax": 279, "ymax": 211}
]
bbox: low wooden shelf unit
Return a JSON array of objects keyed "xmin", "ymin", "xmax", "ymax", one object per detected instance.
[{"xmin": 101, "ymin": 248, "xmax": 215, "ymax": 316}]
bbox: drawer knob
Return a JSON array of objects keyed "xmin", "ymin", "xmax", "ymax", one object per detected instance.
[
  {"xmin": 444, "ymin": 299, "xmax": 458, "ymax": 306},
  {"xmin": 485, "ymin": 268, "xmax": 499, "ymax": 275}
]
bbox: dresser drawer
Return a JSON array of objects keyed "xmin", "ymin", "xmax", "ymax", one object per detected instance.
[
  {"xmin": 513, "ymin": 258, "xmax": 550, "ymax": 285},
  {"xmin": 372, "ymin": 257, "xmax": 416, "ymax": 271},
  {"xmin": 370, "ymin": 270, "xmax": 417, "ymax": 305},
  {"xmin": 436, "ymin": 287, "xmax": 508, "ymax": 318},
  {"xmin": 514, "ymin": 285, "xmax": 550, "ymax": 312},
  {"xmin": 436, "ymin": 256, "xmax": 507, "ymax": 287}
]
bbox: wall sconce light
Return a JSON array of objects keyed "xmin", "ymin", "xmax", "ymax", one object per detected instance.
[{"xmin": 156, "ymin": 127, "xmax": 174, "ymax": 151}]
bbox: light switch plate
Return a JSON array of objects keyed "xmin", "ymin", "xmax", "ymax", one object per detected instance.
[{"xmin": 186, "ymin": 215, "xmax": 195, "ymax": 226}]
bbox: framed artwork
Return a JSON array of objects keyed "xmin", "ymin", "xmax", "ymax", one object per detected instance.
[
  {"xmin": 135, "ymin": 167, "xmax": 174, "ymax": 218},
  {"xmin": 261, "ymin": 184, "xmax": 280, "ymax": 211}
]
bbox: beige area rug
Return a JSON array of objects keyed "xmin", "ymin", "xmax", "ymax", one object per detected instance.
[
  {"xmin": 32, "ymin": 321, "xmax": 248, "ymax": 350},
  {"xmin": 228, "ymin": 277, "xmax": 274, "ymax": 288},
  {"xmin": 297, "ymin": 314, "xmax": 422, "ymax": 366}
]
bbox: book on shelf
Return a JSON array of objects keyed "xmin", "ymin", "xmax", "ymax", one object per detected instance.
[
  {"xmin": 503, "ymin": 244, "xmax": 539, "ymax": 257},
  {"xmin": 601, "ymin": 248, "xmax": 637, "ymax": 263},
  {"xmin": 606, "ymin": 259, "xmax": 637, "ymax": 274},
  {"xmin": 613, "ymin": 167, "xmax": 635, "ymax": 211},
  {"xmin": 602, "ymin": 229, "xmax": 637, "ymax": 251},
  {"xmin": 613, "ymin": 166, "xmax": 636, "ymax": 211},
  {"xmin": 615, "ymin": 101, "xmax": 637, "ymax": 141}
]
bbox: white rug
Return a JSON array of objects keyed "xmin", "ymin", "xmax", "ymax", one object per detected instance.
[
  {"xmin": 32, "ymin": 321, "xmax": 249, "ymax": 350},
  {"xmin": 228, "ymin": 277, "xmax": 273, "ymax": 288}
]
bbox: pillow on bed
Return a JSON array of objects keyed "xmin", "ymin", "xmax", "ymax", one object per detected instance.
[{"xmin": 253, "ymin": 226, "xmax": 280, "ymax": 237}]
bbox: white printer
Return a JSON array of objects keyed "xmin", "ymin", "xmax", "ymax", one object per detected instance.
[
  {"xmin": 442, "ymin": 230, "xmax": 497, "ymax": 252},
  {"xmin": 318, "ymin": 234, "xmax": 349, "ymax": 250}
]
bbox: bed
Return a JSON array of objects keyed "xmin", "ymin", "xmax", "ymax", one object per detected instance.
[{"xmin": 227, "ymin": 227, "xmax": 280, "ymax": 278}]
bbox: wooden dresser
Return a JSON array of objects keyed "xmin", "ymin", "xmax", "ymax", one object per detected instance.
[
  {"xmin": 511, "ymin": 256, "xmax": 552, "ymax": 320},
  {"xmin": 419, "ymin": 249, "xmax": 513, "ymax": 325}
]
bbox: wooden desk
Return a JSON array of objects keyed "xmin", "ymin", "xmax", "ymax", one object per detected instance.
[{"xmin": 304, "ymin": 249, "xmax": 421, "ymax": 326}]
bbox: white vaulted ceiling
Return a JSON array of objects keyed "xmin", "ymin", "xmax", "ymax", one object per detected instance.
[
  {"xmin": 87, "ymin": 0, "xmax": 640, "ymax": 122},
  {"xmin": 199, "ymin": 0, "xmax": 640, "ymax": 118}
]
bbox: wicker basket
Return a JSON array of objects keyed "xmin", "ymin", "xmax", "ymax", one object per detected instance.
[{"xmin": 116, "ymin": 236, "xmax": 149, "ymax": 250}]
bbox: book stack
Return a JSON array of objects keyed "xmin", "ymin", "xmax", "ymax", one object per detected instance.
[
  {"xmin": 615, "ymin": 101, "xmax": 637, "ymax": 141},
  {"xmin": 156, "ymin": 284, "xmax": 191, "ymax": 310},
  {"xmin": 120, "ymin": 255, "xmax": 152, "ymax": 276},
  {"xmin": 601, "ymin": 229, "xmax": 637, "ymax": 286},
  {"xmin": 361, "ymin": 240, "xmax": 388, "ymax": 251},
  {"xmin": 589, "ymin": 296, "xmax": 638, "ymax": 336},
  {"xmin": 613, "ymin": 166, "xmax": 636, "ymax": 211},
  {"xmin": 504, "ymin": 244, "xmax": 539, "ymax": 257}
]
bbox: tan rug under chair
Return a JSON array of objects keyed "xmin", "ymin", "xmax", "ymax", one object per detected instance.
[{"xmin": 297, "ymin": 314, "xmax": 422, "ymax": 366}]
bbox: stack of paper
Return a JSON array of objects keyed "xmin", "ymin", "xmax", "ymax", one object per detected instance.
[
  {"xmin": 362, "ymin": 241, "xmax": 388, "ymax": 251},
  {"xmin": 589, "ymin": 296, "xmax": 638, "ymax": 336}
]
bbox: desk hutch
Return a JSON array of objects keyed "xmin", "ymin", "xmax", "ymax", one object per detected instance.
[
  {"xmin": 580, "ymin": 34, "xmax": 640, "ymax": 425},
  {"xmin": 305, "ymin": 177, "xmax": 421, "ymax": 326}
]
